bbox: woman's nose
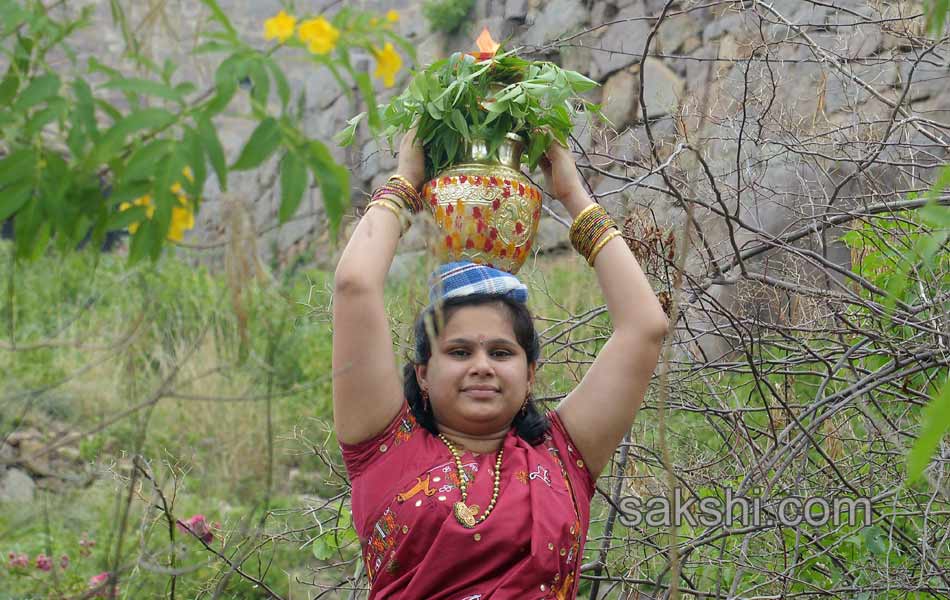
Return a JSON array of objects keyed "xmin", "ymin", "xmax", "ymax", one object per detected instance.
[{"xmin": 469, "ymin": 349, "xmax": 494, "ymax": 373}]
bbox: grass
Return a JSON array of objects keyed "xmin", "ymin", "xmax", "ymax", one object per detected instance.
[
  {"xmin": 0, "ymin": 241, "xmax": 609, "ymax": 598},
  {"xmin": 1, "ymin": 238, "xmax": 944, "ymax": 598}
]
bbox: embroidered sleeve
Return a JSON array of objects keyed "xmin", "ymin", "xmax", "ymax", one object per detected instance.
[
  {"xmin": 546, "ymin": 410, "xmax": 597, "ymax": 501},
  {"xmin": 339, "ymin": 401, "xmax": 417, "ymax": 478}
]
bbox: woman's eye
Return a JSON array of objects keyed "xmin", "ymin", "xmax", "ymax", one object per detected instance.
[
  {"xmin": 449, "ymin": 349, "xmax": 469, "ymax": 357},
  {"xmin": 492, "ymin": 350, "xmax": 512, "ymax": 358}
]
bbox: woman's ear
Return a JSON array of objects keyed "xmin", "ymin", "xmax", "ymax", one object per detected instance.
[
  {"xmin": 414, "ymin": 363, "xmax": 428, "ymax": 391},
  {"xmin": 527, "ymin": 362, "xmax": 536, "ymax": 389}
]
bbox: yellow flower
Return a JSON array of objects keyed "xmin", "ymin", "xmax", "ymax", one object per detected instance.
[
  {"xmin": 168, "ymin": 203, "xmax": 195, "ymax": 242},
  {"xmin": 264, "ymin": 10, "xmax": 297, "ymax": 44},
  {"xmin": 119, "ymin": 196, "xmax": 155, "ymax": 235},
  {"xmin": 386, "ymin": 10, "xmax": 400, "ymax": 23},
  {"xmin": 298, "ymin": 16, "xmax": 339, "ymax": 55},
  {"xmin": 372, "ymin": 42, "xmax": 401, "ymax": 88},
  {"xmin": 118, "ymin": 190, "xmax": 194, "ymax": 241}
]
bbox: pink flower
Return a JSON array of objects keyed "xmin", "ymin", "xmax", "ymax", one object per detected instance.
[
  {"xmin": 59, "ymin": 554, "xmax": 69, "ymax": 570},
  {"xmin": 8, "ymin": 552, "xmax": 29, "ymax": 568},
  {"xmin": 35, "ymin": 553, "xmax": 52, "ymax": 571},
  {"xmin": 89, "ymin": 572, "xmax": 118, "ymax": 598},
  {"xmin": 177, "ymin": 514, "xmax": 214, "ymax": 543},
  {"xmin": 79, "ymin": 535, "xmax": 96, "ymax": 557}
]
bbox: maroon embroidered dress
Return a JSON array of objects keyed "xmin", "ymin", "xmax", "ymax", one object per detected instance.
[{"xmin": 340, "ymin": 402, "xmax": 596, "ymax": 599}]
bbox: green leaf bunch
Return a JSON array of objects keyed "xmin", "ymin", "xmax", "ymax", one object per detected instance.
[
  {"xmin": 337, "ymin": 47, "xmax": 604, "ymax": 181},
  {"xmin": 0, "ymin": 0, "xmax": 412, "ymax": 263}
]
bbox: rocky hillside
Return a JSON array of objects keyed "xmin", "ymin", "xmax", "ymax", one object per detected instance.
[{"xmin": 55, "ymin": 0, "xmax": 948, "ymax": 345}]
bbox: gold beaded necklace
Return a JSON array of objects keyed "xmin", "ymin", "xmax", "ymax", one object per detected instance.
[{"xmin": 438, "ymin": 433, "xmax": 504, "ymax": 529}]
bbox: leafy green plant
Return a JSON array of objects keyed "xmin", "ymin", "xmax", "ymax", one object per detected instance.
[
  {"xmin": 0, "ymin": 0, "xmax": 412, "ymax": 263},
  {"xmin": 422, "ymin": 0, "xmax": 476, "ymax": 34},
  {"xmin": 841, "ymin": 195, "xmax": 950, "ymax": 482},
  {"xmin": 337, "ymin": 47, "xmax": 604, "ymax": 180}
]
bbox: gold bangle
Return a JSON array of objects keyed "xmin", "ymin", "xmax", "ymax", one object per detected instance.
[
  {"xmin": 569, "ymin": 203, "xmax": 601, "ymax": 237},
  {"xmin": 570, "ymin": 203, "xmax": 614, "ymax": 255},
  {"xmin": 587, "ymin": 229, "xmax": 622, "ymax": 266},
  {"xmin": 574, "ymin": 219, "xmax": 615, "ymax": 258},
  {"xmin": 389, "ymin": 174, "xmax": 418, "ymax": 192},
  {"xmin": 375, "ymin": 190, "xmax": 412, "ymax": 212},
  {"xmin": 572, "ymin": 203, "xmax": 600, "ymax": 222},
  {"xmin": 388, "ymin": 175, "xmax": 423, "ymax": 212},
  {"xmin": 367, "ymin": 199, "xmax": 409, "ymax": 234}
]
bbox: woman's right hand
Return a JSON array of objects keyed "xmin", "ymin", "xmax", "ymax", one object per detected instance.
[{"xmin": 396, "ymin": 128, "xmax": 425, "ymax": 190}]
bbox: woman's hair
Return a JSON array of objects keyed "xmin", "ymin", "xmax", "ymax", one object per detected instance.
[{"xmin": 402, "ymin": 293, "xmax": 550, "ymax": 445}]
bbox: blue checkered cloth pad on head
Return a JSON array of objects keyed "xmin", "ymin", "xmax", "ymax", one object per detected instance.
[{"xmin": 427, "ymin": 261, "xmax": 529, "ymax": 306}]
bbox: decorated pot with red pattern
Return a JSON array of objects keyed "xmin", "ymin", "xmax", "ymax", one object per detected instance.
[{"xmin": 422, "ymin": 133, "xmax": 542, "ymax": 274}]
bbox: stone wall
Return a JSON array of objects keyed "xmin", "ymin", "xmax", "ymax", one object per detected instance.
[{"xmin": 54, "ymin": 1, "xmax": 949, "ymax": 339}]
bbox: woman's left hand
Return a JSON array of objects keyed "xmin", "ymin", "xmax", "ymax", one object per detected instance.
[{"xmin": 396, "ymin": 127, "xmax": 426, "ymax": 190}]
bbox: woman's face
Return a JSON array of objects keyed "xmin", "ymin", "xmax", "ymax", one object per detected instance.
[{"xmin": 415, "ymin": 303, "xmax": 535, "ymax": 437}]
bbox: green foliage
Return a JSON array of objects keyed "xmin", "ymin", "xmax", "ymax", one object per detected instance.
[
  {"xmin": 338, "ymin": 48, "xmax": 603, "ymax": 180},
  {"xmin": 926, "ymin": 0, "xmax": 950, "ymax": 34},
  {"xmin": 0, "ymin": 0, "xmax": 410, "ymax": 262},
  {"xmin": 422, "ymin": 0, "xmax": 476, "ymax": 34},
  {"xmin": 841, "ymin": 190, "xmax": 950, "ymax": 482}
]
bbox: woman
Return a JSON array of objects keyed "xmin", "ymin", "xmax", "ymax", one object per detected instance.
[{"xmin": 332, "ymin": 130, "xmax": 669, "ymax": 599}]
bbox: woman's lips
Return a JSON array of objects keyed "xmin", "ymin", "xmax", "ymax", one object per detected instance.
[{"xmin": 462, "ymin": 387, "xmax": 500, "ymax": 399}]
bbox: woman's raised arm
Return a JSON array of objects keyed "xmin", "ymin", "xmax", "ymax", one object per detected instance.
[
  {"xmin": 540, "ymin": 141, "xmax": 670, "ymax": 477},
  {"xmin": 332, "ymin": 131, "xmax": 425, "ymax": 445}
]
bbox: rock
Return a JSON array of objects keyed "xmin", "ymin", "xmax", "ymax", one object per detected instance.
[
  {"xmin": 657, "ymin": 12, "xmax": 702, "ymax": 55},
  {"xmin": 393, "ymin": 3, "xmax": 428, "ymax": 40},
  {"xmin": 359, "ymin": 136, "xmax": 398, "ymax": 182},
  {"xmin": 590, "ymin": 0, "xmax": 615, "ymax": 28},
  {"xmin": 0, "ymin": 468, "xmax": 35, "ymax": 503},
  {"xmin": 896, "ymin": 53, "xmax": 950, "ymax": 102},
  {"xmin": 590, "ymin": 2, "xmax": 650, "ymax": 80},
  {"xmin": 286, "ymin": 62, "xmax": 341, "ymax": 112},
  {"xmin": 594, "ymin": 175, "xmax": 635, "ymax": 218},
  {"xmin": 613, "ymin": 116, "xmax": 680, "ymax": 163},
  {"xmin": 559, "ymin": 40, "xmax": 594, "ymax": 77},
  {"xmin": 763, "ymin": 56, "xmax": 825, "ymax": 117},
  {"xmin": 521, "ymin": 0, "xmax": 588, "ymax": 47},
  {"xmin": 703, "ymin": 12, "xmax": 745, "ymax": 42},
  {"xmin": 1, "ymin": 443, "xmax": 15, "ymax": 464},
  {"xmin": 602, "ymin": 68, "xmax": 640, "ymax": 130},
  {"xmin": 534, "ymin": 214, "xmax": 571, "ymax": 253},
  {"xmin": 57, "ymin": 446, "xmax": 81, "ymax": 462},
  {"xmin": 505, "ymin": 0, "xmax": 530, "ymax": 21},
  {"xmin": 18, "ymin": 439, "xmax": 50, "ymax": 474},
  {"xmin": 879, "ymin": 2, "xmax": 927, "ymax": 50},
  {"xmin": 717, "ymin": 34, "xmax": 742, "ymax": 62},
  {"xmin": 680, "ymin": 35, "xmax": 701, "ymax": 55},
  {"xmin": 824, "ymin": 60, "xmax": 898, "ymax": 114},
  {"xmin": 641, "ymin": 58, "xmax": 684, "ymax": 118},
  {"xmin": 837, "ymin": 25, "xmax": 883, "ymax": 59},
  {"xmin": 416, "ymin": 32, "xmax": 448, "ymax": 67},
  {"xmin": 5, "ymin": 429, "xmax": 41, "ymax": 447},
  {"xmin": 685, "ymin": 43, "xmax": 719, "ymax": 95}
]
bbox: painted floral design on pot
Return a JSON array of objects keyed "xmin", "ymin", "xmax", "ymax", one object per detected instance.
[{"xmin": 422, "ymin": 133, "xmax": 542, "ymax": 274}]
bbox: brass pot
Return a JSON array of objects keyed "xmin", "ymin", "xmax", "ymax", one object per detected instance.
[{"xmin": 421, "ymin": 133, "xmax": 542, "ymax": 274}]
